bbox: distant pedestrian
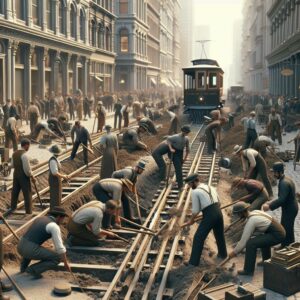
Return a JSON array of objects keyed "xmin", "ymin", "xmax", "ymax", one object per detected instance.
[
  {"xmin": 205, "ymin": 117, "xmax": 227, "ymax": 154},
  {"xmin": 122, "ymin": 102, "xmax": 131, "ymax": 128},
  {"xmin": 5, "ymin": 114, "xmax": 20, "ymax": 151},
  {"xmin": 263, "ymin": 162, "xmax": 298, "ymax": 247},
  {"xmin": 288, "ymin": 121, "xmax": 300, "ymax": 162},
  {"xmin": 27, "ymin": 101, "xmax": 40, "ymax": 133},
  {"xmin": 114, "ymin": 99, "xmax": 122, "ymax": 129},
  {"xmin": 96, "ymin": 101, "xmax": 106, "ymax": 132},
  {"xmin": 67, "ymin": 95, "xmax": 75, "ymax": 120},
  {"xmin": 268, "ymin": 108, "xmax": 282, "ymax": 145},
  {"xmin": 244, "ymin": 111, "xmax": 257, "ymax": 149}
]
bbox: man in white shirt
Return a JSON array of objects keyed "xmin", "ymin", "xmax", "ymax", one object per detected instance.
[
  {"xmin": 167, "ymin": 109, "xmax": 179, "ymax": 135},
  {"xmin": 228, "ymin": 202, "xmax": 285, "ymax": 276},
  {"xmin": 268, "ymin": 108, "xmax": 282, "ymax": 145},
  {"xmin": 17, "ymin": 207, "xmax": 71, "ymax": 279},
  {"xmin": 233, "ymin": 145, "xmax": 273, "ymax": 197},
  {"xmin": 67, "ymin": 200, "xmax": 117, "ymax": 246},
  {"xmin": 5, "ymin": 115, "xmax": 20, "ymax": 151},
  {"xmin": 184, "ymin": 174, "xmax": 227, "ymax": 266}
]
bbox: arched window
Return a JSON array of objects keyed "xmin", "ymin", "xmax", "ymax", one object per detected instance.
[
  {"xmin": 46, "ymin": 0, "xmax": 54, "ymax": 30},
  {"xmin": 97, "ymin": 23, "xmax": 104, "ymax": 49},
  {"xmin": 105, "ymin": 26, "xmax": 111, "ymax": 51},
  {"xmin": 32, "ymin": 0, "xmax": 40, "ymax": 25},
  {"xmin": 70, "ymin": 4, "xmax": 76, "ymax": 38},
  {"xmin": 90, "ymin": 20, "xmax": 96, "ymax": 46},
  {"xmin": 59, "ymin": 0, "xmax": 66, "ymax": 34},
  {"xmin": 16, "ymin": 0, "xmax": 26, "ymax": 20},
  {"xmin": 119, "ymin": 0, "xmax": 128, "ymax": 14},
  {"xmin": 80, "ymin": 9, "xmax": 85, "ymax": 41},
  {"xmin": 120, "ymin": 28, "xmax": 129, "ymax": 53},
  {"xmin": 0, "ymin": 0, "xmax": 4, "ymax": 15}
]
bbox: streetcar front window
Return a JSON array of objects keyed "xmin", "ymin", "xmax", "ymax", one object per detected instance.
[
  {"xmin": 197, "ymin": 72, "xmax": 205, "ymax": 89},
  {"xmin": 208, "ymin": 72, "xmax": 217, "ymax": 88}
]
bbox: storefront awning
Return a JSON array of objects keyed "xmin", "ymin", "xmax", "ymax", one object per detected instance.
[
  {"xmin": 150, "ymin": 78, "xmax": 157, "ymax": 85},
  {"xmin": 95, "ymin": 76, "xmax": 103, "ymax": 82}
]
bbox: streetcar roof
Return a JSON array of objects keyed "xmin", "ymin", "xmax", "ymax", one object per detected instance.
[{"xmin": 182, "ymin": 65, "xmax": 224, "ymax": 72}]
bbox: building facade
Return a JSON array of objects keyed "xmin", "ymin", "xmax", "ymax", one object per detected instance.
[
  {"xmin": 267, "ymin": 0, "xmax": 300, "ymax": 98},
  {"xmin": 241, "ymin": 0, "xmax": 270, "ymax": 93},
  {"xmin": 0, "ymin": 0, "xmax": 116, "ymax": 106}
]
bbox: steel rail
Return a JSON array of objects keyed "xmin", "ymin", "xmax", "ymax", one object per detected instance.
[{"xmin": 102, "ymin": 125, "xmax": 203, "ymax": 300}]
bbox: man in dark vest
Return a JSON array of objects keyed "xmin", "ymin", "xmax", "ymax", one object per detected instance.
[
  {"xmin": 263, "ymin": 162, "xmax": 299, "ymax": 247},
  {"xmin": 11, "ymin": 139, "xmax": 34, "ymax": 214},
  {"xmin": 17, "ymin": 207, "xmax": 71, "ymax": 279},
  {"xmin": 114, "ymin": 99, "xmax": 122, "ymax": 130},
  {"xmin": 48, "ymin": 145, "xmax": 69, "ymax": 210},
  {"xmin": 228, "ymin": 202, "xmax": 285, "ymax": 276},
  {"xmin": 70, "ymin": 121, "xmax": 92, "ymax": 165}
]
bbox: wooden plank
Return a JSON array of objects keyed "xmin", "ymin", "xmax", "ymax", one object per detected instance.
[
  {"xmin": 67, "ymin": 246, "xmax": 127, "ymax": 255},
  {"xmin": 71, "ymin": 283, "xmax": 121, "ymax": 292}
]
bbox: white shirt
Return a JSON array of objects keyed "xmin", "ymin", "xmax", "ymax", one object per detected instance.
[
  {"xmin": 12, "ymin": 153, "xmax": 32, "ymax": 177},
  {"xmin": 241, "ymin": 149, "xmax": 259, "ymax": 171},
  {"xmin": 167, "ymin": 110, "xmax": 176, "ymax": 122},
  {"xmin": 46, "ymin": 222, "xmax": 66, "ymax": 254},
  {"xmin": 234, "ymin": 211, "xmax": 272, "ymax": 254},
  {"xmin": 49, "ymin": 157, "xmax": 61, "ymax": 175},
  {"xmin": 191, "ymin": 184, "xmax": 219, "ymax": 214},
  {"xmin": 7, "ymin": 117, "xmax": 17, "ymax": 130}
]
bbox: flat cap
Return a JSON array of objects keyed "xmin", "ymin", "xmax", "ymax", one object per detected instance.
[
  {"xmin": 272, "ymin": 162, "xmax": 284, "ymax": 173},
  {"xmin": 184, "ymin": 173, "xmax": 199, "ymax": 184},
  {"xmin": 181, "ymin": 125, "xmax": 191, "ymax": 133}
]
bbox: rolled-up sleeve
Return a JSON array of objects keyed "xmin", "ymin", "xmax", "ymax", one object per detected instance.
[
  {"xmin": 21, "ymin": 154, "xmax": 32, "ymax": 177},
  {"xmin": 46, "ymin": 223, "xmax": 66, "ymax": 254},
  {"xmin": 234, "ymin": 219, "xmax": 256, "ymax": 254},
  {"xmin": 91, "ymin": 210, "xmax": 103, "ymax": 235}
]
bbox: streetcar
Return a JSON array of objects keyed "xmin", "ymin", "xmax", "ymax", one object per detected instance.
[{"xmin": 183, "ymin": 58, "xmax": 224, "ymax": 123}]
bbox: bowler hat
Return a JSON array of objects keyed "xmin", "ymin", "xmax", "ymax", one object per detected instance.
[
  {"xmin": 233, "ymin": 145, "xmax": 243, "ymax": 155},
  {"xmin": 105, "ymin": 124, "xmax": 112, "ymax": 130},
  {"xmin": 272, "ymin": 162, "xmax": 284, "ymax": 173},
  {"xmin": 232, "ymin": 202, "xmax": 250, "ymax": 214},
  {"xmin": 181, "ymin": 125, "xmax": 191, "ymax": 133},
  {"xmin": 21, "ymin": 138, "xmax": 31, "ymax": 147},
  {"xmin": 49, "ymin": 206, "xmax": 68, "ymax": 217},
  {"xmin": 49, "ymin": 144, "xmax": 63, "ymax": 155},
  {"xmin": 136, "ymin": 161, "xmax": 146, "ymax": 170},
  {"xmin": 184, "ymin": 173, "xmax": 199, "ymax": 184}
]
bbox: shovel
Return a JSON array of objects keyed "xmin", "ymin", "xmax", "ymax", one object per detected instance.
[
  {"xmin": 0, "ymin": 215, "xmax": 20, "ymax": 241},
  {"xmin": 166, "ymin": 153, "xmax": 174, "ymax": 187},
  {"xmin": 120, "ymin": 226, "xmax": 156, "ymax": 236},
  {"xmin": 32, "ymin": 177, "xmax": 44, "ymax": 209},
  {"xmin": 119, "ymin": 216, "xmax": 155, "ymax": 233}
]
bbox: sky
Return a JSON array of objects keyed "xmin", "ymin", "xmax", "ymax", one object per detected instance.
[{"xmin": 193, "ymin": 0, "xmax": 244, "ymax": 87}]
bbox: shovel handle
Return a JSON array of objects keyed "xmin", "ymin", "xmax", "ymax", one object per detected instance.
[
  {"xmin": 217, "ymin": 257, "xmax": 231, "ymax": 268},
  {"xmin": 120, "ymin": 216, "xmax": 155, "ymax": 233},
  {"xmin": 1, "ymin": 217, "xmax": 20, "ymax": 241}
]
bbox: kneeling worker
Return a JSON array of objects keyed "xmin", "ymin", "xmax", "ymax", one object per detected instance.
[
  {"xmin": 228, "ymin": 202, "xmax": 286, "ymax": 276},
  {"xmin": 17, "ymin": 207, "xmax": 71, "ymax": 279},
  {"xmin": 67, "ymin": 200, "xmax": 117, "ymax": 246},
  {"xmin": 185, "ymin": 174, "xmax": 227, "ymax": 266}
]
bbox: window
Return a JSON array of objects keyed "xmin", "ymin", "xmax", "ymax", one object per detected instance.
[
  {"xmin": 59, "ymin": 0, "xmax": 66, "ymax": 34},
  {"xmin": 0, "ymin": 0, "xmax": 4, "ymax": 15},
  {"xmin": 97, "ymin": 24, "xmax": 104, "ymax": 48},
  {"xmin": 46, "ymin": 0, "xmax": 54, "ymax": 30},
  {"xmin": 208, "ymin": 73, "xmax": 217, "ymax": 88},
  {"xmin": 105, "ymin": 26, "xmax": 111, "ymax": 51},
  {"xmin": 197, "ymin": 72, "xmax": 205, "ymax": 89},
  {"xmin": 70, "ymin": 4, "xmax": 76, "ymax": 38},
  {"xmin": 90, "ymin": 20, "xmax": 96, "ymax": 46},
  {"xmin": 16, "ymin": 0, "xmax": 26, "ymax": 20},
  {"xmin": 32, "ymin": 0, "xmax": 40, "ymax": 25},
  {"xmin": 80, "ymin": 9, "xmax": 85, "ymax": 41},
  {"xmin": 119, "ymin": 0, "xmax": 128, "ymax": 14},
  {"xmin": 120, "ymin": 28, "xmax": 129, "ymax": 52}
]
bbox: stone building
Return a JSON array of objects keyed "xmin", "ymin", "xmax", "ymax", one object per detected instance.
[
  {"xmin": 0, "ymin": 0, "xmax": 115, "ymax": 106},
  {"xmin": 267, "ymin": 0, "xmax": 300, "ymax": 98}
]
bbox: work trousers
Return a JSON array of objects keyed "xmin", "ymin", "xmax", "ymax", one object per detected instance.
[
  {"xmin": 294, "ymin": 139, "xmax": 300, "ymax": 162},
  {"xmin": 249, "ymin": 154, "xmax": 273, "ymax": 197},
  {"xmin": 29, "ymin": 115, "xmax": 38, "ymax": 133},
  {"xmin": 67, "ymin": 219, "xmax": 99, "ymax": 247},
  {"xmin": 5, "ymin": 130, "xmax": 18, "ymax": 151},
  {"xmin": 17, "ymin": 237, "xmax": 61, "ymax": 275},
  {"xmin": 114, "ymin": 112, "xmax": 122, "ymax": 130},
  {"xmin": 243, "ymin": 221, "xmax": 286, "ymax": 273},
  {"xmin": 206, "ymin": 129, "xmax": 216, "ymax": 154},
  {"xmin": 70, "ymin": 141, "xmax": 88, "ymax": 165},
  {"xmin": 244, "ymin": 128, "xmax": 257, "ymax": 149},
  {"xmin": 69, "ymin": 107, "xmax": 75, "ymax": 120},
  {"xmin": 270, "ymin": 120, "xmax": 282, "ymax": 145},
  {"xmin": 11, "ymin": 176, "xmax": 32, "ymax": 214},
  {"xmin": 97, "ymin": 115, "xmax": 105, "ymax": 132},
  {"xmin": 249, "ymin": 188, "xmax": 269, "ymax": 211},
  {"xmin": 189, "ymin": 203, "xmax": 227, "ymax": 266},
  {"xmin": 123, "ymin": 112, "xmax": 129, "ymax": 128},
  {"xmin": 168, "ymin": 117, "xmax": 179, "ymax": 135},
  {"xmin": 281, "ymin": 206, "xmax": 299, "ymax": 247},
  {"xmin": 49, "ymin": 174, "xmax": 62, "ymax": 210}
]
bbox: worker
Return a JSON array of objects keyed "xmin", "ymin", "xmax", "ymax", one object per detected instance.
[
  {"xmin": 228, "ymin": 202, "xmax": 285, "ymax": 276},
  {"xmin": 210, "ymin": 109, "xmax": 221, "ymax": 121},
  {"xmin": 67, "ymin": 200, "xmax": 118, "ymax": 246},
  {"xmin": 5, "ymin": 114, "xmax": 20, "ymax": 152},
  {"xmin": 184, "ymin": 174, "xmax": 227, "ymax": 266},
  {"xmin": 17, "ymin": 207, "xmax": 71, "ymax": 279},
  {"xmin": 92, "ymin": 178, "xmax": 137, "ymax": 227},
  {"xmin": 27, "ymin": 101, "xmax": 40, "ymax": 133},
  {"xmin": 121, "ymin": 102, "xmax": 131, "ymax": 128},
  {"xmin": 120, "ymin": 124, "xmax": 149, "ymax": 152},
  {"xmin": 231, "ymin": 178, "xmax": 269, "ymax": 211},
  {"xmin": 233, "ymin": 145, "xmax": 273, "ymax": 197},
  {"xmin": 70, "ymin": 121, "xmax": 92, "ymax": 166},
  {"xmin": 48, "ymin": 145, "xmax": 69, "ymax": 210},
  {"xmin": 255, "ymin": 102, "xmax": 264, "ymax": 125},
  {"xmin": 112, "ymin": 161, "xmax": 146, "ymax": 193},
  {"xmin": 287, "ymin": 121, "xmax": 300, "ymax": 162},
  {"xmin": 244, "ymin": 111, "xmax": 257, "ymax": 149},
  {"xmin": 96, "ymin": 100, "xmax": 106, "ymax": 133},
  {"xmin": 167, "ymin": 109, "xmax": 179, "ymax": 135},
  {"xmin": 114, "ymin": 98, "xmax": 122, "ymax": 130},
  {"xmin": 262, "ymin": 162, "xmax": 298, "ymax": 247},
  {"xmin": 152, "ymin": 125, "xmax": 191, "ymax": 190},
  {"xmin": 137, "ymin": 116, "xmax": 157, "ymax": 135},
  {"xmin": 99, "ymin": 125, "xmax": 118, "ymax": 179},
  {"xmin": 47, "ymin": 116, "xmax": 67, "ymax": 141},
  {"xmin": 205, "ymin": 117, "xmax": 227, "ymax": 154},
  {"xmin": 11, "ymin": 139, "xmax": 34, "ymax": 214},
  {"xmin": 253, "ymin": 135, "xmax": 275, "ymax": 158},
  {"xmin": 0, "ymin": 214, "xmax": 13, "ymax": 300},
  {"xmin": 268, "ymin": 108, "xmax": 282, "ymax": 145}
]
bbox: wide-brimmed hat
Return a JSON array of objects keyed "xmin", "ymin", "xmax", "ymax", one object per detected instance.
[
  {"xmin": 136, "ymin": 161, "xmax": 146, "ymax": 170},
  {"xmin": 233, "ymin": 145, "xmax": 243, "ymax": 155},
  {"xmin": 184, "ymin": 173, "xmax": 199, "ymax": 184},
  {"xmin": 98, "ymin": 101, "xmax": 103, "ymax": 105},
  {"xmin": 181, "ymin": 125, "xmax": 191, "ymax": 133},
  {"xmin": 121, "ymin": 179, "xmax": 134, "ymax": 192},
  {"xmin": 232, "ymin": 202, "xmax": 250, "ymax": 214},
  {"xmin": 49, "ymin": 206, "xmax": 68, "ymax": 217},
  {"xmin": 49, "ymin": 144, "xmax": 63, "ymax": 155},
  {"xmin": 249, "ymin": 111, "xmax": 256, "ymax": 116}
]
